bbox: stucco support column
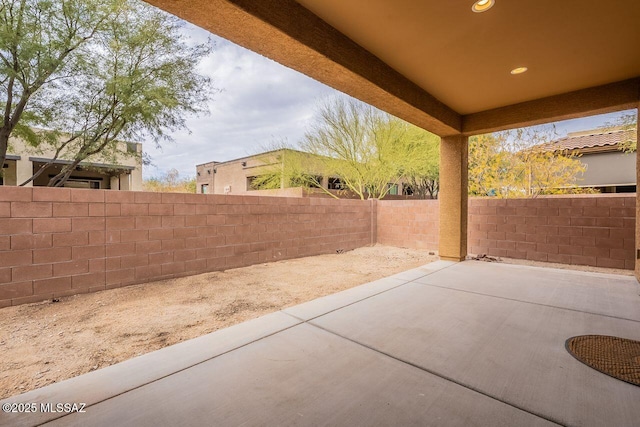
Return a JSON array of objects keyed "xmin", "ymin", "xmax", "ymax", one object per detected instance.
[
  {"xmin": 119, "ymin": 173, "xmax": 132, "ymax": 191},
  {"xmin": 110, "ymin": 176, "xmax": 120, "ymax": 190},
  {"xmin": 636, "ymin": 108, "xmax": 640, "ymax": 283},
  {"xmin": 15, "ymin": 158, "xmax": 33, "ymax": 187},
  {"xmin": 130, "ymin": 168, "xmax": 142, "ymax": 191},
  {"xmin": 439, "ymin": 135, "xmax": 468, "ymax": 261}
]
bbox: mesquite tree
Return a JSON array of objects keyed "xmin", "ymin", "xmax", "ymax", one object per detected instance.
[
  {"xmin": 301, "ymin": 97, "xmax": 437, "ymax": 200},
  {"xmin": 0, "ymin": 0, "xmax": 213, "ymax": 186}
]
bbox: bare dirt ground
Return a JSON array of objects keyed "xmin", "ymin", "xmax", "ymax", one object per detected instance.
[{"xmin": 0, "ymin": 245, "xmax": 436, "ymax": 399}]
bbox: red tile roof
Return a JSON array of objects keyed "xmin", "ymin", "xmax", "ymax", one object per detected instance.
[{"xmin": 539, "ymin": 128, "xmax": 636, "ymax": 152}]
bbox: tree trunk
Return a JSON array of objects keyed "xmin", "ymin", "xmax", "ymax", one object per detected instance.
[
  {"xmin": 0, "ymin": 129, "xmax": 9, "ymax": 171},
  {"xmin": 48, "ymin": 160, "xmax": 82, "ymax": 187}
]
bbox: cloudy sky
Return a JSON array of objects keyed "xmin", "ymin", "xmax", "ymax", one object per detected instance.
[
  {"xmin": 143, "ymin": 20, "xmax": 634, "ymax": 180},
  {"xmin": 143, "ymin": 22, "xmax": 335, "ymax": 179}
]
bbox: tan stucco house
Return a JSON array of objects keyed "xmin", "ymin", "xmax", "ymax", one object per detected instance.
[
  {"xmin": 196, "ymin": 148, "xmax": 411, "ymax": 197},
  {"xmin": 196, "ymin": 149, "xmax": 337, "ymax": 196},
  {"xmin": 542, "ymin": 128, "xmax": 636, "ymax": 193},
  {"xmin": 1, "ymin": 134, "xmax": 143, "ymax": 191}
]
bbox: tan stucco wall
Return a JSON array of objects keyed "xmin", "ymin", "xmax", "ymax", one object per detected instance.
[
  {"xmin": 214, "ymin": 158, "xmax": 273, "ymax": 195},
  {"xmin": 195, "ymin": 161, "xmax": 216, "ymax": 193},
  {"xmin": 196, "ymin": 156, "xmax": 277, "ymax": 195}
]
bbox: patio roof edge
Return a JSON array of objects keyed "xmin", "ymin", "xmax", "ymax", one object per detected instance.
[
  {"xmin": 462, "ymin": 78, "xmax": 640, "ymax": 136},
  {"xmin": 143, "ymin": 0, "xmax": 462, "ymax": 137}
]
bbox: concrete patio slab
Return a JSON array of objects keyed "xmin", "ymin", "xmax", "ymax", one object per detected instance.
[
  {"xmin": 312, "ymin": 270, "xmax": 640, "ymax": 426},
  {"xmin": 412, "ymin": 261, "xmax": 640, "ymax": 321},
  {"xmin": 44, "ymin": 323, "xmax": 555, "ymax": 427},
  {"xmin": 1, "ymin": 312, "xmax": 300, "ymax": 427},
  {"xmin": 284, "ymin": 260, "xmax": 455, "ymax": 321},
  {"xmin": 1, "ymin": 261, "xmax": 638, "ymax": 427}
]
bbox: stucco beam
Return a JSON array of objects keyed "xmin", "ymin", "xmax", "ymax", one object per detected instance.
[
  {"xmin": 144, "ymin": 0, "xmax": 462, "ymax": 137},
  {"xmin": 463, "ymin": 78, "xmax": 640, "ymax": 136}
]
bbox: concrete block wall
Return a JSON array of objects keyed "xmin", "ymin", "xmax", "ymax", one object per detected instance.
[
  {"xmin": 1, "ymin": 188, "xmax": 635, "ymax": 308},
  {"xmin": 376, "ymin": 200, "xmax": 439, "ymax": 251},
  {"xmin": 468, "ymin": 195, "xmax": 635, "ymax": 269},
  {"xmin": 0, "ymin": 187, "xmax": 373, "ymax": 308},
  {"xmin": 375, "ymin": 196, "xmax": 635, "ymax": 270}
]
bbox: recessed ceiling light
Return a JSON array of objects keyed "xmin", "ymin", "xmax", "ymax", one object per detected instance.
[
  {"xmin": 472, "ymin": 0, "xmax": 495, "ymax": 13},
  {"xmin": 510, "ymin": 67, "xmax": 528, "ymax": 75}
]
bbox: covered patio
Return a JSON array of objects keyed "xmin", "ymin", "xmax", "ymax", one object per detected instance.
[
  {"xmin": 1, "ymin": 1, "xmax": 639, "ymax": 425},
  {"xmin": 145, "ymin": 0, "xmax": 640, "ymax": 278},
  {"xmin": 3, "ymin": 261, "xmax": 639, "ymax": 426}
]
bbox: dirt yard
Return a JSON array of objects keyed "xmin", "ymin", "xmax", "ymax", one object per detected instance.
[{"xmin": 0, "ymin": 245, "xmax": 436, "ymax": 399}]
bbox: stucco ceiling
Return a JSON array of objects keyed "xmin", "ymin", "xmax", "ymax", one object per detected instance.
[{"xmin": 295, "ymin": 0, "xmax": 640, "ymax": 115}]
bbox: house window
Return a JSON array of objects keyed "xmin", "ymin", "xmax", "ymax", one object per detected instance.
[
  {"xmin": 1, "ymin": 162, "xmax": 9, "ymax": 185},
  {"xmin": 388, "ymin": 183, "xmax": 398, "ymax": 195},
  {"xmin": 201, "ymin": 184, "xmax": 209, "ymax": 194},
  {"xmin": 327, "ymin": 177, "xmax": 344, "ymax": 190},
  {"xmin": 290, "ymin": 174, "xmax": 322, "ymax": 188},
  {"xmin": 63, "ymin": 178, "xmax": 101, "ymax": 189},
  {"xmin": 247, "ymin": 176, "xmax": 259, "ymax": 191}
]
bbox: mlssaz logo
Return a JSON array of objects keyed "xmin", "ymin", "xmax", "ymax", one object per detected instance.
[{"xmin": 40, "ymin": 403, "xmax": 87, "ymax": 413}]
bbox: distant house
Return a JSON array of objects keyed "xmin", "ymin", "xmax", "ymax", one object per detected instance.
[
  {"xmin": 196, "ymin": 149, "xmax": 410, "ymax": 197},
  {"xmin": 540, "ymin": 128, "xmax": 636, "ymax": 193},
  {"xmin": 196, "ymin": 149, "xmax": 332, "ymax": 196},
  {"xmin": 1, "ymin": 134, "xmax": 143, "ymax": 191}
]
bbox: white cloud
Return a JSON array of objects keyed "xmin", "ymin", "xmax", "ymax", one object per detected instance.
[{"xmin": 143, "ymin": 26, "xmax": 334, "ymax": 179}]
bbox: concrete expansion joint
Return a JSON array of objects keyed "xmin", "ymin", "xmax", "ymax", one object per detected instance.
[
  {"xmin": 281, "ymin": 280, "xmax": 410, "ymax": 324},
  {"xmin": 302, "ymin": 317, "xmax": 565, "ymax": 427},
  {"xmin": 412, "ymin": 281, "xmax": 640, "ymax": 324},
  {"xmin": 282, "ymin": 262, "xmax": 456, "ymax": 324}
]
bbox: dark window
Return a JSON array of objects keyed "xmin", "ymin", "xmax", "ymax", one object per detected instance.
[
  {"xmin": 615, "ymin": 185, "xmax": 636, "ymax": 193},
  {"xmin": 247, "ymin": 176, "xmax": 259, "ymax": 191},
  {"xmin": 60, "ymin": 178, "xmax": 102, "ymax": 189},
  {"xmin": 126, "ymin": 142, "xmax": 138, "ymax": 153},
  {"xmin": 328, "ymin": 178, "xmax": 344, "ymax": 190},
  {"xmin": 1, "ymin": 162, "xmax": 7, "ymax": 185},
  {"xmin": 290, "ymin": 174, "xmax": 322, "ymax": 188}
]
